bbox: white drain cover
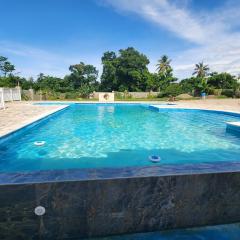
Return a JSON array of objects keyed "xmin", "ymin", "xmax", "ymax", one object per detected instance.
[{"xmin": 34, "ymin": 206, "xmax": 46, "ymax": 216}]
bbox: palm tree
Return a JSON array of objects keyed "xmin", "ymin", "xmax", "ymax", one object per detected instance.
[
  {"xmin": 156, "ymin": 55, "xmax": 172, "ymax": 75},
  {"xmin": 193, "ymin": 62, "xmax": 209, "ymax": 78}
]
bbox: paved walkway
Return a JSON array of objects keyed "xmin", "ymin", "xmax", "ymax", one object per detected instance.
[
  {"xmin": 0, "ymin": 99, "xmax": 240, "ymax": 137},
  {"xmin": 172, "ymin": 99, "xmax": 240, "ymax": 113},
  {"xmin": 0, "ymin": 102, "xmax": 67, "ymax": 137}
]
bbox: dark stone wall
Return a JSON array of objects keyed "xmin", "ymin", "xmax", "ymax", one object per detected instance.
[{"xmin": 0, "ymin": 171, "xmax": 240, "ymax": 239}]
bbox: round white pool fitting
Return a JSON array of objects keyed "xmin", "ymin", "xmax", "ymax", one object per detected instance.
[
  {"xmin": 34, "ymin": 206, "xmax": 46, "ymax": 216},
  {"xmin": 34, "ymin": 141, "xmax": 46, "ymax": 146},
  {"xmin": 149, "ymin": 155, "xmax": 161, "ymax": 163}
]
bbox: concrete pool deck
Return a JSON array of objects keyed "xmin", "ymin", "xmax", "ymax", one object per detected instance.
[
  {"xmin": 157, "ymin": 98, "xmax": 240, "ymax": 113},
  {"xmin": 0, "ymin": 102, "xmax": 68, "ymax": 137},
  {"xmin": 0, "ymin": 99, "xmax": 240, "ymax": 137}
]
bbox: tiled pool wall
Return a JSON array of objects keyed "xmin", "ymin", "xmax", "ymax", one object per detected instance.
[{"xmin": 0, "ymin": 171, "xmax": 240, "ymax": 239}]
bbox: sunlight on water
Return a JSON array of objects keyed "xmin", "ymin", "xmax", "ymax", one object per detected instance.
[{"xmin": 0, "ymin": 104, "xmax": 240, "ymax": 172}]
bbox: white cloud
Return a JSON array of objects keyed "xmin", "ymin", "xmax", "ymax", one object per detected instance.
[
  {"xmin": 172, "ymin": 33, "xmax": 240, "ymax": 78},
  {"xmin": 102, "ymin": 0, "xmax": 217, "ymax": 44},
  {"xmin": 102, "ymin": 0, "xmax": 240, "ymax": 78},
  {"xmin": 0, "ymin": 41, "xmax": 102, "ymax": 79},
  {"xmin": 1, "ymin": 1, "xmax": 240, "ymax": 80}
]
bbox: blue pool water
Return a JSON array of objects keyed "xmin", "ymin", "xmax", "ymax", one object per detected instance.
[
  {"xmin": 0, "ymin": 104, "xmax": 240, "ymax": 172},
  {"xmin": 91, "ymin": 223, "xmax": 240, "ymax": 240}
]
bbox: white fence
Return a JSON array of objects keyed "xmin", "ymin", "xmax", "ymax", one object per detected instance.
[
  {"xmin": 0, "ymin": 88, "xmax": 5, "ymax": 109},
  {"xmin": 0, "ymin": 87, "xmax": 21, "ymax": 109}
]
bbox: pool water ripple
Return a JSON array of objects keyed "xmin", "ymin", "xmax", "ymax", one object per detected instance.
[{"xmin": 0, "ymin": 104, "xmax": 240, "ymax": 172}]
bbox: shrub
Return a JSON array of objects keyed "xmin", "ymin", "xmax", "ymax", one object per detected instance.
[
  {"xmin": 157, "ymin": 92, "xmax": 165, "ymax": 98},
  {"xmin": 115, "ymin": 92, "xmax": 123, "ymax": 99},
  {"xmin": 79, "ymin": 84, "xmax": 93, "ymax": 98},
  {"xmin": 58, "ymin": 93, "xmax": 66, "ymax": 100},
  {"xmin": 207, "ymin": 87, "xmax": 215, "ymax": 95},
  {"xmin": 21, "ymin": 92, "xmax": 30, "ymax": 101},
  {"xmin": 115, "ymin": 91, "xmax": 132, "ymax": 99},
  {"xmin": 65, "ymin": 92, "xmax": 79, "ymax": 99},
  {"xmin": 123, "ymin": 90, "xmax": 132, "ymax": 99},
  {"xmin": 222, "ymin": 89, "xmax": 234, "ymax": 98},
  {"xmin": 235, "ymin": 90, "xmax": 240, "ymax": 98},
  {"xmin": 162, "ymin": 84, "xmax": 183, "ymax": 97},
  {"xmin": 147, "ymin": 93, "xmax": 156, "ymax": 99},
  {"xmin": 213, "ymin": 89, "xmax": 222, "ymax": 96},
  {"xmin": 43, "ymin": 91, "xmax": 60, "ymax": 100}
]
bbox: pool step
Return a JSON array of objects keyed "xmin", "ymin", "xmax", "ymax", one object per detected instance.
[
  {"xmin": 149, "ymin": 104, "xmax": 176, "ymax": 111},
  {"xmin": 226, "ymin": 122, "xmax": 240, "ymax": 132}
]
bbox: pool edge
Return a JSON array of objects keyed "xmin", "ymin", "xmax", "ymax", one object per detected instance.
[{"xmin": 0, "ymin": 104, "xmax": 69, "ymax": 144}]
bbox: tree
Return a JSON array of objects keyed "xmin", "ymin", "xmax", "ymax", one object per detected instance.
[
  {"xmin": 68, "ymin": 62, "xmax": 99, "ymax": 97},
  {"xmin": 208, "ymin": 72, "xmax": 238, "ymax": 90},
  {"xmin": 0, "ymin": 56, "xmax": 7, "ymax": 75},
  {"xmin": 156, "ymin": 55, "xmax": 171, "ymax": 76},
  {"xmin": 179, "ymin": 77, "xmax": 196, "ymax": 94},
  {"xmin": 115, "ymin": 47, "xmax": 150, "ymax": 91},
  {"xmin": 0, "ymin": 56, "xmax": 7, "ymax": 72},
  {"xmin": 100, "ymin": 50, "xmax": 178, "ymax": 92},
  {"xmin": 3, "ymin": 62, "xmax": 15, "ymax": 76},
  {"xmin": 196, "ymin": 78, "xmax": 209, "ymax": 94},
  {"xmin": 154, "ymin": 55, "xmax": 176, "ymax": 91},
  {"xmin": 69, "ymin": 62, "xmax": 98, "ymax": 88},
  {"xmin": 100, "ymin": 47, "xmax": 151, "ymax": 92},
  {"xmin": 35, "ymin": 74, "xmax": 63, "ymax": 92},
  {"xmin": 0, "ymin": 56, "xmax": 15, "ymax": 76},
  {"xmin": 31, "ymin": 63, "xmax": 99, "ymax": 97},
  {"xmin": 163, "ymin": 83, "xmax": 183, "ymax": 97},
  {"xmin": 100, "ymin": 51, "xmax": 117, "ymax": 91},
  {"xmin": 191, "ymin": 62, "xmax": 210, "ymax": 95},
  {"xmin": 0, "ymin": 75, "xmax": 30, "ymax": 88},
  {"xmin": 22, "ymin": 77, "xmax": 34, "ymax": 90},
  {"xmin": 193, "ymin": 62, "xmax": 209, "ymax": 78}
]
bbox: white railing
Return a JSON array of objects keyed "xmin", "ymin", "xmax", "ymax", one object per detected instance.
[
  {"xmin": 0, "ymin": 87, "xmax": 21, "ymax": 109},
  {"xmin": 3, "ymin": 88, "xmax": 12, "ymax": 101},
  {"xmin": 0, "ymin": 88, "xmax": 5, "ymax": 109},
  {"xmin": 12, "ymin": 88, "xmax": 21, "ymax": 100}
]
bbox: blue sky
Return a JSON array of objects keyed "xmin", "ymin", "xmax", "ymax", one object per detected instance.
[{"xmin": 0, "ymin": 0, "xmax": 239, "ymax": 79}]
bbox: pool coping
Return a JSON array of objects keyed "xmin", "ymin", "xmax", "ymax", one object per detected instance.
[
  {"xmin": 1, "ymin": 103, "xmax": 240, "ymax": 185},
  {"xmin": 149, "ymin": 104, "xmax": 240, "ymax": 116},
  {"xmin": 1, "ymin": 161, "xmax": 240, "ymax": 185},
  {"xmin": 226, "ymin": 121, "xmax": 240, "ymax": 132}
]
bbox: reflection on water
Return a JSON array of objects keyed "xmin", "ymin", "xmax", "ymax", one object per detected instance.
[{"xmin": 1, "ymin": 104, "xmax": 240, "ymax": 172}]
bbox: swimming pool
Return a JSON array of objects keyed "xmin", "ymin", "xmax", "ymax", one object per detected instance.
[{"xmin": 0, "ymin": 103, "xmax": 240, "ymax": 172}]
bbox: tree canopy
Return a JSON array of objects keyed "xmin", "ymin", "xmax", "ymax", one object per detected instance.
[
  {"xmin": 0, "ymin": 56, "xmax": 15, "ymax": 77},
  {"xmin": 101, "ymin": 47, "xmax": 151, "ymax": 91},
  {"xmin": 208, "ymin": 72, "xmax": 238, "ymax": 89},
  {"xmin": 193, "ymin": 62, "xmax": 210, "ymax": 78},
  {"xmin": 0, "ymin": 50, "xmax": 239, "ymax": 99},
  {"xmin": 100, "ymin": 51, "xmax": 117, "ymax": 91}
]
